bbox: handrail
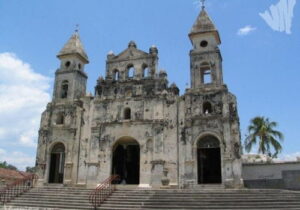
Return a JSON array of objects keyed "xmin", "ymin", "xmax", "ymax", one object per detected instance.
[
  {"xmin": 0, "ymin": 173, "xmax": 38, "ymax": 204},
  {"xmin": 89, "ymin": 175, "xmax": 120, "ymax": 209}
]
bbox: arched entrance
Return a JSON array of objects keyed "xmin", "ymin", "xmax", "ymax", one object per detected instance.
[
  {"xmin": 112, "ymin": 138, "xmax": 140, "ymax": 184},
  {"xmin": 197, "ymin": 135, "xmax": 221, "ymax": 184},
  {"xmin": 49, "ymin": 143, "xmax": 65, "ymax": 183}
]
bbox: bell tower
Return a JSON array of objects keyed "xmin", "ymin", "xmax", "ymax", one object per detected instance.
[
  {"xmin": 53, "ymin": 30, "xmax": 89, "ymax": 101},
  {"xmin": 181, "ymin": 3, "xmax": 244, "ymax": 188},
  {"xmin": 189, "ymin": 6, "xmax": 223, "ymax": 89}
]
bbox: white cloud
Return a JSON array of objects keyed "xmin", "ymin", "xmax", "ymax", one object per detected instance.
[
  {"xmin": 277, "ymin": 152, "xmax": 300, "ymax": 162},
  {"xmin": 0, "ymin": 148, "xmax": 35, "ymax": 170},
  {"xmin": 0, "ymin": 52, "xmax": 51, "ymax": 148},
  {"xmin": 237, "ymin": 25, "xmax": 257, "ymax": 36}
]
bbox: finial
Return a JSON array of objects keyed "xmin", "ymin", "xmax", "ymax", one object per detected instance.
[
  {"xmin": 75, "ymin": 24, "xmax": 79, "ymax": 33},
  {"xmin": 128, "ymin": 41, "xmax": 137, "ymax": 48},
  {"xmin": 201, "ymin": 0, "xmax": 205, "ymax": 10}
]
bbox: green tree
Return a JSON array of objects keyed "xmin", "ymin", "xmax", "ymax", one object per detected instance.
[
  {"xmin": 26, "ymin": 166, "xmax": 36, "ymax": 173},
  {"xmin": 0, "ymin": 161, "xmax": 18, "ymax": 170},
  {"xmin": 245, "ymin": 116, "xmax": 284, "ymax": 158}
]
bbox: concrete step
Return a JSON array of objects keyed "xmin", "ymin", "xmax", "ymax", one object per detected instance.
[
  {"xmin": 6, "ymin": 203, "xmax": 93, "ymax": 210},
  {"xmin": 14, "ymin": 196, "xmax": 90, "ymax": 201},
  {"xmin": 98, "ymin": 208, "xmax": 300, "ymax": 210},
  {"xmin": 110, "ymin": 193, "xmax": 298, "ymax": 196},
  {"xmin": 101, "ymin": 203, "xmax": 300, "ymax": 208},
  {"xmin": 108, "ymin": 194, "xmax": 300, "ymax": 198},
  {"xmin": 108, "ymin": 195, "xmax": 300, "ymax": 199},
  {"xmin": 107, "ymin": 196, "xmax": 300, "ymax": 201},
  {"xmin": 112, "ymin": 190, "xmax": 298, "ymax": 193},
  {"xmin": 115, "ymin": 184, "xmax": 139, "ymax": 189},
  {"xmin": 20, "ymin": 192, "xmax": 91, "ymax": 197},
  {"xmin": 114, "ymin": 189, "xmax": 299, "ymax": 192},
  {"xmin": 10, "ymin": 198, "xmax": 90, "ymax": 204},
  {"xmin": 104, "ymin": 199, "xmax": 300, "ymax": 203},
  {"xmin": 111, "ymin": 190, "xmax": 299, "ymax": 194},
  {"xmin": 100, "ymin": 203, "xmax": 300, "ymax": 209},
  {"xmin": 10, "ymin": 200, "xmax": 92, "ymax": 207},
  {"xmin": 31, "ymin": 188, "xmax": 92, "ymax": 193}
]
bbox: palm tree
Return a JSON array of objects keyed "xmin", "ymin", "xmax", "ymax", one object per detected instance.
[{"xmin": 245, "ymin": 116, "xmax": 284, "ymax": 158}]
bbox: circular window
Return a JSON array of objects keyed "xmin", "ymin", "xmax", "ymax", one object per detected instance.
[
  {"xmin": 200, "ymin": 40, "xmax": 208, "ymax": 48},
  {"xmin": 65, "ymin": 61, "xmax": 71, "ymax": 67}
]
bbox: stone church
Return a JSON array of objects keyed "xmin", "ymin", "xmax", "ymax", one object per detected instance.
[{"xmin": 35, "ymin": 7, "xmax": 243, "ymax": 189}]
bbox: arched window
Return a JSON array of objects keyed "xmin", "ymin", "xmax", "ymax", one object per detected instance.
[
  {"xmin": 124, "ymin": 108, "xmax": 131, "ymax": 120},
  {"xmin": 114, "ymin": 70, "xmax": 120, "ymax": 81},
  {"xmin": 143, "ymin": 65, "xmax": 150, "ymax": 78},
  {"xmin": 127, "ymin": 65, "xmax": 135, "ymax": 78},
  {"xmin": 203, "ymin": 102, "xmax": 213, "ymax": 114},
  {"xmin": 61, "ymin": 80, "xmax": 69, "ymax": 99},
  {"xmin": 56, "ymin": 112, "xmax": 65, "ymax": 125},
  {"xmin": 200, "ymin": 62, "xmax": 212, "ymax": 84}
]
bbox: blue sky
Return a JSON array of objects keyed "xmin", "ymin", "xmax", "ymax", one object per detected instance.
[{"xmin": 0, "ymin": 0, "xmax": 299, "ymax": 170}]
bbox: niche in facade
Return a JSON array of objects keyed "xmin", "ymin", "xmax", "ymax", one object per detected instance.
[
  {"xmin": 203, "ymin": 102, "xmax": 213, "ymax": 114},
  {"xmin": 124, "ymin": 108, "xmax": 131, "ymax": 120},
  {"xmin": 56, "ymin": 112, "xmax": 65, "ymax": 125}
]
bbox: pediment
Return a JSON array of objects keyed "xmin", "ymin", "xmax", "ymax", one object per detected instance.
[{"xmin": 114, "ymin": 48, "xmax": 149, "ymax": 60}]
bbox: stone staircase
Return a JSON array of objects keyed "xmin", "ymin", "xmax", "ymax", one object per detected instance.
[
  {"xmin": 3, "ymin": 186, "xmax": 300, "ymax": 209},
  {"xmin": 4, "ymin": 185, "xmax": 94, "ymax": 209},
  {"xmin": 99, "ymin": 189, "xmax": 300, "ymax": 210}
]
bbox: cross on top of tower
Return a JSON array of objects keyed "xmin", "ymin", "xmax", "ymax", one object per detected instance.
[
  {"xmin": 75, "ymin": 24, "xmax": 79, "ymax": 33},
  {"xmin": 201, "ymin": 0, "xmax": 205, "ymax": 9}
]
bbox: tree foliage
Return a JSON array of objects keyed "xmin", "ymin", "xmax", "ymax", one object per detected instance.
[
  {"xmin": 26, "ymin": 166, "xmax": 36, "ymax": 173},
  {"xmin": 244, "ymin": 116, "xmax": 284, "ymax": 158},
  {"xmin": 0, "ymin": 161, "xmax": 18, "ymax": 170}
]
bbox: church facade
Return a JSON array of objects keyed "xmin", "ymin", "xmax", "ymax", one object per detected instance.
[{"xmin": 35, "ymin": 8, "xmax": 243, "ymax": 189}]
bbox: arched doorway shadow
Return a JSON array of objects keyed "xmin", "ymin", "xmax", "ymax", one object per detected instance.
[
  {"xmin": 112, "ymin": 138, "xmax": 140, "ymax": 184},
  {"xmin": 197, "ymin": 136, "xmax": 222, "ymax": 184},
  {"xmin": 49, "ymin": 143, "xmax": 65, "ymax": 183}
]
